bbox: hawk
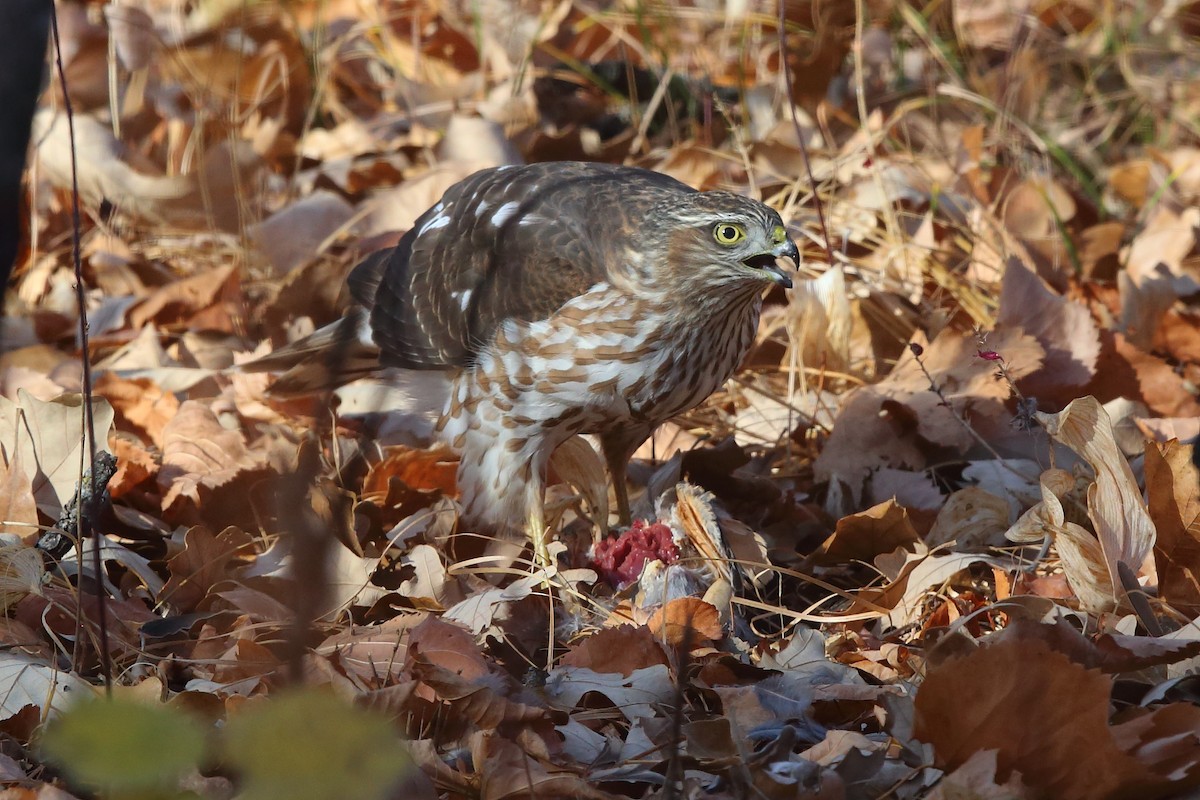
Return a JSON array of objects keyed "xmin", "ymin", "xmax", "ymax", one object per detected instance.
[{"xmin": 259, "ymin": 162, "xmax": 798, "ymax": 542}]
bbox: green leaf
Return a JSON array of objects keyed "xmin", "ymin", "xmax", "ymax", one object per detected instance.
[
  {"xmin": 40, "ymin": 698, "xmax": 207, "ymax": 797},
  {"xmin": 223, "ymin": 690, "xmax": 411, "ymax": 800}
]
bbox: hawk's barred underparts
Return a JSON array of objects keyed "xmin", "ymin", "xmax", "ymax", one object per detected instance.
[{"xmin": 265, "ymin": 162, "xmax": 798, "ymax": 541}]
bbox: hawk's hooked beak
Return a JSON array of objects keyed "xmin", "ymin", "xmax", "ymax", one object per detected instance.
[{"xmin": 744, "ymin": 239, "xmax": 798, "ymax": 289}]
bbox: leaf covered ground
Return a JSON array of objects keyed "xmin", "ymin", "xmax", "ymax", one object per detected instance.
[{"xmin": 4, "ymin": 0, "xmax": 1200, "ymax": 798}]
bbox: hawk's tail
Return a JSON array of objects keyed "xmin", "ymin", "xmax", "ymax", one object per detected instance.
[{"xmin": 238, "ymin": 307, "xmax": 381, "ymax": 395}]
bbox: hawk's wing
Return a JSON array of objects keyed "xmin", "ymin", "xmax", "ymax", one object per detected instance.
[{"xmin": 348, "ymin": 162, "xmax": 693, "ymax": 369}]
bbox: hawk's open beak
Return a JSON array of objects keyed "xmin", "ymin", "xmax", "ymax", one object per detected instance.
[{"xmin": 745, "ymin": 240, "xmax": 798, "ymax": 289}]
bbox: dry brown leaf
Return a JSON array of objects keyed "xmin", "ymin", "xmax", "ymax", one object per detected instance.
[
  {"xmin": 926, "ymin": 749, "xmax": 1028, "ymax": 799},
  {"xmin": 1109, "ymin": 159, "xmax": 1153, "ymax": 208},
  {"xmin": 953, "ymin": 0, "xmax": 1031, "ymax": 49},
  {"xmin": 1078, "ymin": 221, "xmax": 1125, "ymax": 280},
  {"xmin": 1114, "ymin": 333, "xmax": 1200, "ymax": 418},
  {"xmin": 474, "ymin": 732, "xmax": 614, "ymax": 800},
  {"xmin": 316, "ymin": 614, "xmax": 427, "ymax": 685},
  {"xmin": 33, "ymin": 111, "xmax": 193, "ymax": 222},
  {"xmin": 363, "ymin": 446, "xmax": 459, "ymax": 499},
  {"xmin": 357, "ymin": 163, "xmax": 491, "ymax": 238},
  {"xmin": 127, "ymin": 263, "xmax": 239, "ymax": 331},
  {"xmin": 646, "ymin": 597, "xmax": 723, "ymax": 646},
  {"xmin": 787, "ymin": 264, "xmax": 852, "ymax": 378},
  {"xmin": 161, "ymin": 526, "xmax": 256, "ymax": 614},
  {"xmin": 158, "ymin": 400, "xmax": 265, "ymax": 515},
  {"xmin": 1123, "ymin": 205, "xmax": 1198, "ymax": 287},
  {"xmin": 997, "ymin": 258, "xmax": 1100, "ymax": 399},
  {"xmin": 1001, "ymin": 176, "xmax": 1076, "ymax": 239},
  {"xmin": 1136, "ymin": 416, "xmax": 1200, "ymax": 444},
  {"xmin": 406, "ymin": 616, "xmax": 488, "ymax": 683},
  {"xmin": 1147, "ymin": 440, "xmax": 1200, "ymax": 614},
  {"xmin": 864, "ymin": 550, "xmax": 1003, "ymax": 628},
  {"xmin": 558, "ymin": 625, "xmax": 669, "ymax": 677},
  {"xmin": 544, "ymin": 663, "xmax": 674, "ymax": 722},
  {"xmin": 815, "ymin": 326, "xmax": 1043, "ymax": 493},
  {"xmin": 107, "ymin": 434, "xmax": 158, "ymax": 498},
  {"xmin": 816, "ymin": 499, "xmax": 919, "ymax": 565},
  {"xmin": 95, "ymin": 373, "xmax": 180, "ymax": 448},
  {"xmin": 1111, "ymin": 703, "xmax": 1200, "ymax": 790},
  {"xmin": 866, "ymin": 467, "xmax": 945, "ymax": 512},
  {"xmin": 914, "ymin": 629, "xmax": 1176, "ymax": 799},
  {"xmin": 407, "ymin": 654, "xmax": 554, "ymax": 731},
  {"xmin": 397, "ymin": 544, "xmax": 458, "ymax": 611}
]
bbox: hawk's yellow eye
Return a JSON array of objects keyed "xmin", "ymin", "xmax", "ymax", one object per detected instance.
[
  {"xmin": 713, "ymin": 223, "xmax": 746, "ymax": 245},
  {"xmin": 772, "ymin": 225, "xmax": 786, "ymax": 244}
]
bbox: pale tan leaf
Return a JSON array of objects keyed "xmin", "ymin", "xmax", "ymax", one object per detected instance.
[
  {"xmin": 0, "ymin": 546, "xmax": 45, "ymax": 611},
  {"xmin": 547, "ymin": 435, "xmax": 608, "ymax": 528},
  {"xmin": 248, "ymin": 191, "xmax": 355, "ymax": 275},
  {"xmin": 1034, "ymin": 396, "xmax": 1158, "ymax": 601},
  {"xmin": 0, "ymin": 390, "xmax": 115, "ymax": 516},
  {"xmin": 0, "ymin": 451, "xmax": 38, "ymax": 537},
  {"xmin": 0, "ymin": 653, "xmax": 96, "ymax": 720},
  {"xmin": 926, "ymin": 487, "xmax": 1011, "ymax": 551}
]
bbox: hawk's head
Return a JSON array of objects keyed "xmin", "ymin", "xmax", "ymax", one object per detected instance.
[{"xmin": 658, "ymin": 192, "xmax": 799, "ymax": 290}]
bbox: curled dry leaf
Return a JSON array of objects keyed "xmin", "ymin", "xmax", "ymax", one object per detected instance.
[
  {"xmin": 546, "ymin": 435, "xmax": 608, "ymax": 530},
  {"xmin": 1007, "ymin": 467, "xmax": 1117, "ymax": 612},
  {"xmin": 787, "ymin": 263, "xmax": 852, "ymax": 378},
  {"xmin": 667, "ymin": 482, "xmax": 733, "ymax": 586},
  {"xmin": 1034, "ymin": 396, "xmax": 1157, "ymax": 607},
  {"xmin": 363, "ymin": 445, "xmax": 460, "ymax": 500}
]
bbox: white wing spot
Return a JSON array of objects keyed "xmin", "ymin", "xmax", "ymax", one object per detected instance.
[
  {"xmin": 418, "ymin": 202, "xmax": 452, "ymax": 236},
  {"xmin": 452, "ymin": 289, "xmax": 473, "ymax": 311},
  {"xmin": 474, "ymin": 200, "xmax": 490, "ymax": 216},
  {"xmin": 490, "ymin": 201, "xmax": 520, "ymax": 227}
]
